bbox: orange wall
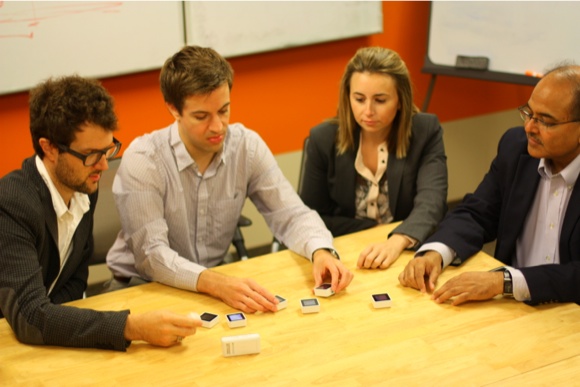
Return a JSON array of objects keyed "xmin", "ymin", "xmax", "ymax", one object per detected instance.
[{"xmin": 0, "ymin": 1, "xmax": 534, "ymax": 177}]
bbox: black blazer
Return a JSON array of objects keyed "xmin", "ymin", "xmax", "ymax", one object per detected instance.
[
  {"xmin": 0, "ymin": 157, "xmax": 129, "ymax": 350},
  {"xmin": 428, "ymin": 127, "xmax": 580, "ymax": 305},
  {"xmin": 301, "ymin": 113, "xmax": 448, "ymax": 244}
]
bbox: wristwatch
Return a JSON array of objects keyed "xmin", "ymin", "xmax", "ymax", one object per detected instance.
[
  {"xmin": 490, "ymin": 267, "xmax": 513, "ymax": 297},
  {"xmin": 314, "ymin": 248, "xmax": 340, "ymax": 260}
]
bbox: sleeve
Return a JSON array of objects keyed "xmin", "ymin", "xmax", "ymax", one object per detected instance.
[
  {"xmin": 422, "ymin": 130, "xmax": 510, "ymax": 264},
  {"xmin": 300, "ymin": 124, "xmax": 377, "ymax": 236},
  {"xmin": 521, "ymin": 263, "xmax": 580, "ymax": 305},
  {"xmin": 390, "ymin": 115, "xmax": 449, "ymax": 245},
  {"xmin": 0, "ymin": 178, "xmax": 129, "ymax": 351},
  {"xmin": 112, "ymin": 145, "xmax": 207, "ymax": 292},
  {"xmin": 244, "ymin": 132, "xmax": 335, "ymax": 259}
]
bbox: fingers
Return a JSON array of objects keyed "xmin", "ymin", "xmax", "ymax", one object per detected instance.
[
  {"xmin": 426, "ymin": 263, "xmax": 441, "ymax": 293},
  {"xmin": 357, "ymin": 246, "xmax": 373, "ymax": 268},
  {"xmin": 126, "ymin": 311, "xmax": 207, "ymax": 347},
  {"xmin": 313, "ymin": 256, "xmax": 353, "ymax": 293},
  {"xmin": 334, "ymin": 264, "xmax": 354, "ymax": 293},
  {"xmin": 432, "ymin": 284, "xmax": 469, "ymax": 306},
  {"xmin": 312, "ymin": 266, "xmax": 324, "ymax": 288},
  {"xmin": 398, "ymin": 262, "xmax": 428, "ymax": 293},
  {"xmin": 357, "ymin": 242, "xmax": 402, "ymax": 270},
  {"xmin": 227, "ymin": 279, "xmax": 278, "ymax": 314}
]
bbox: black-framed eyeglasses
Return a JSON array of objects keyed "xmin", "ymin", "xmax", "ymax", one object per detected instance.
[
  {"xmin": 518, "ymin": 105, "xmax": 580, "ymax": 131},
  {"xmin": 57, "ymin": 137, "xmax": 122, "ymax": 166}
]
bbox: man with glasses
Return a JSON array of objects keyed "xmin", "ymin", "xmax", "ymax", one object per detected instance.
[
  {"xmin": 0, "ymin": 75, "xmax": 201, "ymax": 350},
  {"xmin": 399, "ymin": 64, "xmax": 580, "ymax": 306}
]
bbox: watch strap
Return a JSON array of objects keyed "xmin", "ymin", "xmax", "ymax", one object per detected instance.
[{"xmin": 490, "ymin": 266, "xmax": 513, "ymax": 297}]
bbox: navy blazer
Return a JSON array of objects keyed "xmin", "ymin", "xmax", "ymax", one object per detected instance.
[
  {"xmin": 0, "ymin": 157, "xmax": 129, "ymax": 350},
  {"xmin": 301, "ymin": 113, "xmax": 448, "ymax": 244},
  {"xmin": 428, "ymin": 127, "xmax": 580, "ymax": 305}
]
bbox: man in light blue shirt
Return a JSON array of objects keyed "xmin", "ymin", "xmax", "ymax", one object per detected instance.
[
  {"xmin": 399, "ymin": 64, "xmax": 580, "ymax": 306},
  {"xmin": 107, "ymin": 46, "xmax": 353, "ymax": 313}
]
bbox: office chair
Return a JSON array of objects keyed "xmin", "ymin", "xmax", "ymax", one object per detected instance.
[
  {"xmin": 90, "ymin": 158, "xmax": 122, "ymax": 266},
  {"xmin": 90, "ymin": 158, "xmax": 253, "ymax": 265},
  {"xmin": 232, "ymin": 215, "xmax": 252, "ymax": 260},
  {"xmin": 271, "ymin": 136, "xmax": 310, "ymax": 253}
]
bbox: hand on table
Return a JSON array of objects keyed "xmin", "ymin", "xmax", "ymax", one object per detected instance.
[
  {"xmin": 398, "ymin": 251, "xmax": 443, "ymax": 293},
  {"xmin": 197, "ymin": 270, "xmax": 278, "ymax": 313},
  {"xmin": 124, "ymin": 310, "xmax": 202, "ymax": 347},
  {"xmin": 357, "ymin": 234, "xmax": 411, "ymax": 269},
  {"xmin": 312, "ymin": 249, "xmax": 354, "ymax": 294},
  {"xmin": 431, "ymin": 271, "xmax": 504, "ymax": 306}
]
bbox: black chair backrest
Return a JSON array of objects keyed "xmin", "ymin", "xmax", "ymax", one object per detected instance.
[
  {"xmin": 297, "ymin": 137, "xmax": 309, "ymax": 196},
  {"xmin": 89, "ymin": 158, "xmax": 122, "ymax": 265}
]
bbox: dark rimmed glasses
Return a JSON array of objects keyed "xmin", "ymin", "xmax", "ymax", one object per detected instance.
[
  {"xmin": 57, "ymin": 137, "xmax": 122, "ymax": 167},
  {"xmin": 518, "ymin": 105, "xmax": 580, "ymax": 131}
]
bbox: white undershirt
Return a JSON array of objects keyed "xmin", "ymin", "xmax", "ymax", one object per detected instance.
[{"xmin": 35, "ymin": 156, "xmax": 90, "ymax": 295}]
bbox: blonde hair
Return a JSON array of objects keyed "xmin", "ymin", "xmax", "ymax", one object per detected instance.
[{"xmin": 334, "ymin": 47, "xmax": 418, "ymax": 158}]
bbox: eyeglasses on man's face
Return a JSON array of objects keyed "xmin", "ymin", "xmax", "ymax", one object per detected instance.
[
  {"xmin": 57, "ymin": 137, "xmax": 122, "ymax": 167},
  {"xmin": 518, "ymin": 105, "xmax": 580, "ymax": 131}
]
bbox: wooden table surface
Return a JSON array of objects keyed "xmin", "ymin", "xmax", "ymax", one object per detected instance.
[{"xmin": 2, "ymin": 224, "xmax": 580, "ymax": 386}]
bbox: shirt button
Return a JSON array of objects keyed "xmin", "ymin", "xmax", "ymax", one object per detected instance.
[{"xmin": 545, "ymin": 256, "xmax": 551, "ymax": 262}]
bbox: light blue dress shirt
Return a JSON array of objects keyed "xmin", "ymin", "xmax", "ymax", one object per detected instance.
[{"xmin": 107, "ymin": 122, "xmax": 334, "ymax": 291}]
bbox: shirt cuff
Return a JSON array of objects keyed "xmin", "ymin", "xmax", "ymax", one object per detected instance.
[
  {"xmin": 505, "ymin": 267, "xmax": 531, "ymax": 301},
  {"xmin": 415, "ymin": 242, "xmax": 456, "ymax": 268}
]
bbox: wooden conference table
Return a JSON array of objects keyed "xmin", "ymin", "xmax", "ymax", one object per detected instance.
[{"xmin": 2, "ymin": 224, "xmax": 580, "ymax": 386}]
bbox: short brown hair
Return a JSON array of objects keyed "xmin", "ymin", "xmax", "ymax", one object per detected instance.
[
  {"xmin": 29, "ymin": 75, "xmax": 118, "ymax": 158},
  {"xmin": 334, "ymin": 47, "xmax": 418, "ymax": 158},
  {"xmin": 159, "ymin": 45, "xmax": 234, "ymax": 114}
]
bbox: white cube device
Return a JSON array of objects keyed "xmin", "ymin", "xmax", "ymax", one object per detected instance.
[
  {"xmin": 221, "ymin": 333, "xmax": 261, "ymax": 357},
  {"xmin": 314, "ymin": 283, "xmax": 335, "ymax": 297},
  {"xmin": 371, "ymin": 293, "xmax": 392, "ymax": 308},
  {"xmin": 199, "ymin": 312, "xmax": 219, "ymax": 328},
  {"xmin": 275, "ymin": 295, "xmax": 288, "ymax": 311},
  {"xmin": 226, "ymin": 312, "xmax": 247, "ymax": 328},
  {"xmin": 300, "ymin": 298, "xmax": 320, "ymax": 314}
]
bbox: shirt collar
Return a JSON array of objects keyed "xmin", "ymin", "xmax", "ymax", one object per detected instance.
[
  {"xmin": 538, "ymin": 154, "xmax": 580, "ymax": 187},
  {"xmin": 354, "ymin": 132, "xmax": 388, "ymax": 180},
  {"xmin": 35, "ymin": 156, "xmax": 90, "ymax": 218},
  {"xmin": 170, "ymin": 121, "xmax": 227, "ymax": 173}
]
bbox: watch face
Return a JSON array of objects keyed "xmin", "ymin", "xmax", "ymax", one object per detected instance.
[{"xmin": 503, "ymin": 271, "xmax": 513, "ymax": 295}]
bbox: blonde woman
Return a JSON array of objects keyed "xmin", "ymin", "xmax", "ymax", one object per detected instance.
[{"xmin": 301, "ymin": 47, "xmax": 448, "ymax": 269}]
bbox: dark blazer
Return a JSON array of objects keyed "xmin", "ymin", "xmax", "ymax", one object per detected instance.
[
  {"xmin": 0, "ymin": 157, "xmax": 129, "ymax": 350},
  {"xmin": 301, "ymin": 113, "xmax": 448, "ymax": 244},
  {"xmin": 428, "ymin": 127, "xmax": 580, "ymax": 305}
]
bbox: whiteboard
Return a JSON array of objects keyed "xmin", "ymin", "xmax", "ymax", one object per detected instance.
[
  {"xmin": 425, "ymin": 1, "xmax": 580, "ymax": 83},
  {"xmin": 0, "ymin": 1, "xmax": 184, "ymax": 95},
  {"xmin": 184, "ymin": 1, "xmax": 383, "ymax": 58}
]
